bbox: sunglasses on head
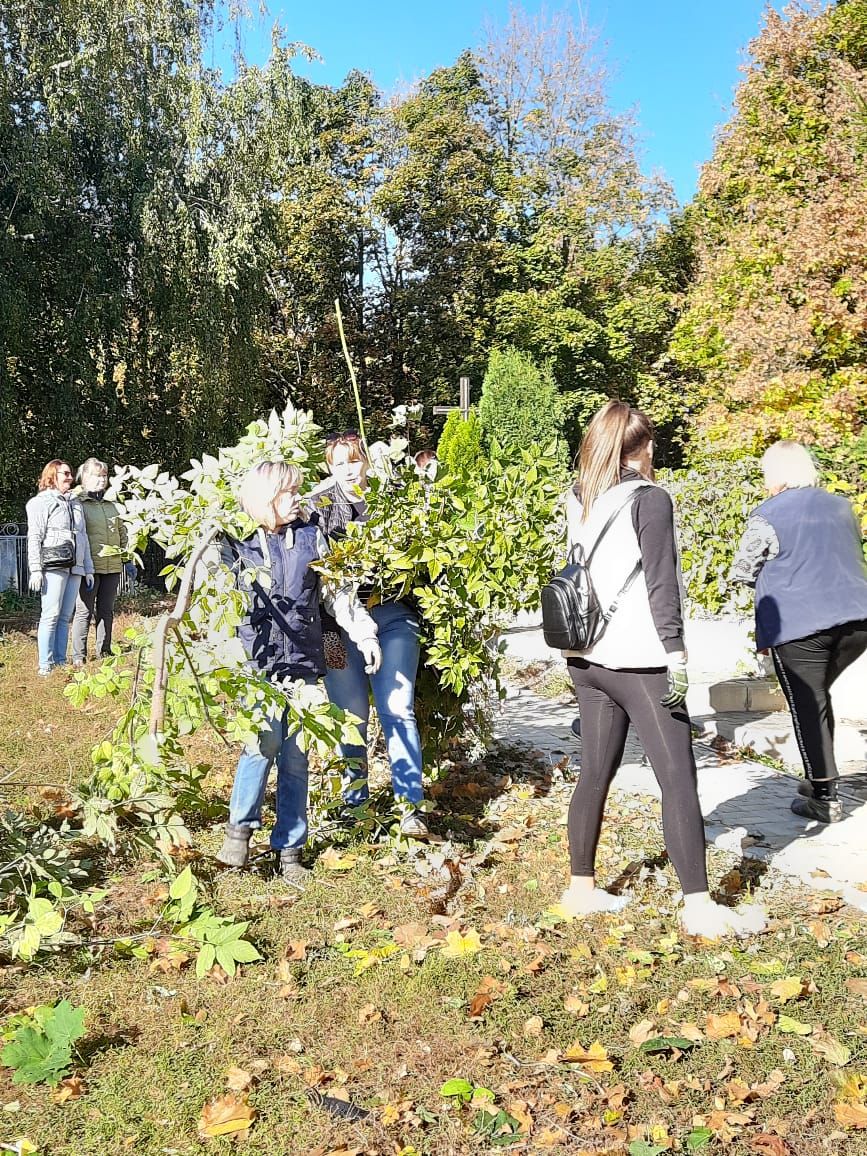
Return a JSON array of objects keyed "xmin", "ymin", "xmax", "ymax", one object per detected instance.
[{"xmin": 325, "ymin": 430, "xmax": 361, "ymax": 444}]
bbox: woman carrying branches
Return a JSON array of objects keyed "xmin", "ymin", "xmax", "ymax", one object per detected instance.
[
  {"xmin": 215, "ymin": 461, "xmax": 381, "ymax": 887},
  {"xmin": 313, "ymin": 432, "xmax": 430, "ymax": 838}
]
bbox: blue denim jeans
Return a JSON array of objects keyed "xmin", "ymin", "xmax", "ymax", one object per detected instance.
[
  {"xmin": 227, "ymin": 677, "xmax": 317, "ymax": 851},
  {"xmin": 324, "ymin": 601, "xmax": 423, "ymax": 805},
  {"xmin": 37, "ymin": 570, "xmax": 81, "ymax": 671}
]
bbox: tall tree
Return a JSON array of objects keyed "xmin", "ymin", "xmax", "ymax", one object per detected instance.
[{"xmin": 671, "ymin": 0, "xmax": 867, "ymax": 459}]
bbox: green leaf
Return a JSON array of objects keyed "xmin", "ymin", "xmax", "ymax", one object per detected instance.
[
  {"xmin": 639, "ymin": 1036, "xmax": 697, "ymax": 1054},
  {"xmin": 628, "ymin": 1144, "xmax": 667, "ymax": 1156},
  {"xmin": 686, "ymin": 1128, "xmax": 714, "ymax": 1151},
  {"xmin": 168, "ymin": 866, "xmax": 195, "ymax": 901},
  {"xmin": 440, "ymin": 1078, "xmax": 474, "ymax": 1100}
]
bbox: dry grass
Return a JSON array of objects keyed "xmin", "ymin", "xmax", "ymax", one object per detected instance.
[{"xmin": 2, "ymin": 617, "xmax": 867, "ymax": 1155}]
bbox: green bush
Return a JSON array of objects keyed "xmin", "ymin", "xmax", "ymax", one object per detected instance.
[
  {"xmin": 437, "ymin": 406, "xmax": 485, "ymax": 474},
  {"xmin": 658, "ymin": 459, "xmax": 764, "ymax": 616},
  {"xmin": 477, "ymin": 348, "xmax": 564, "ymax": 455}
]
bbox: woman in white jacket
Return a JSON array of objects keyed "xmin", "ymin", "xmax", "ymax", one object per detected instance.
[
  {"xmin": 559, "ymin": 402, "xmax": 765, "ymax": 939},
  {"xmin": 26, "ymin": 460, "xmax": 94, "ymax": 675}
]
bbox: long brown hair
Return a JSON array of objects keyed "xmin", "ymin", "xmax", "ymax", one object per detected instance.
[
  {"xmin": 38, "ymin": 460, "xmax": 71, "ymax": 491},
  {"xmin": 576, "ymin": 401, "xmax": 654, "ymax": 519}
]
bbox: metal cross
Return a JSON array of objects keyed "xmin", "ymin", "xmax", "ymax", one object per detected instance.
[{"xmin": 433, "ymin": 376, "xmax": 471, "ymax": 422}]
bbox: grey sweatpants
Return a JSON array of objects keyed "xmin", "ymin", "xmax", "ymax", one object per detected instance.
[{"xmin": 71, "ymin": 573, "xmax": 121, "ymax": 662}]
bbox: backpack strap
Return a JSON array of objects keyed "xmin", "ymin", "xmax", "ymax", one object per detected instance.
[{"xmin": 584, "ymin": 485, "xmax": 648, "ymax": 564}]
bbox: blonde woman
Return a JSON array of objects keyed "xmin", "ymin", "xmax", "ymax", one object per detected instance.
[
  {"xmin": 559, "ymin": 401, "xmax": 765, "ymax": 938},
  {"xmin": 72, "ymin": 457, "xmax": 133, "ymax": 664},
  {"xmin": 732, "ymin": 440, "xmax": 867, "ymax": 824},
  {"xmin": 216, "ymin": 461, "xmax": 381, "ymax": 887},
  {"xmin": 26, "ymin": 460, "xmax": 94, "ymax": 674}
]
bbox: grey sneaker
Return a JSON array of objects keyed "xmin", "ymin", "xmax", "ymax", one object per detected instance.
[
  {"xmin": 790, "ymin": 795, "xmax": 842, "ymax": 823},
  {"xmin": 216, "ymin": 822, "xmax": 253, "ymax": 867},
  {"xmin": 277, "ymin": 848, "xmax": 310, "ymax": 889},
  {"xmin": 398, "ymin": 812, "xmax": 430, "ymax": 839}
]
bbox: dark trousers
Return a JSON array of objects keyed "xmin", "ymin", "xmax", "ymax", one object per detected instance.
[
  {"xmin": 771, "ymin": 619, "xmax": 867, "ymax": 793},
  {"xmin": 567, "ymin": 659, "xmax": 709, "ymax": 896},
  {"xmin": 71, "ymin": 572, "xmax": 121, "ymax": 662}
]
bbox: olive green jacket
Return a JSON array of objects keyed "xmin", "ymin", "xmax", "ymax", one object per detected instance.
[{"xmin": 79, "ymin": 494, "xmax": 128, "ymax": 575}]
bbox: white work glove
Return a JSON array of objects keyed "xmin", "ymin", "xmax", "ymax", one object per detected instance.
[
  {"xmin": 29, "ymin": 570, "xmax": 43, "ymax": 594},
  {"xmin": 359, "ymin": 638, "xmax": 382, "ymax": 675},
  {"xmin": 84, "ymin": 574, "xmax": 95, "ymax": 590}
]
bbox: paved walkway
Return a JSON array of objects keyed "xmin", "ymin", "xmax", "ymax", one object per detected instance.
[{"xmin": 494, "ymin": 686, "xmax": 867, "ymax": 912}]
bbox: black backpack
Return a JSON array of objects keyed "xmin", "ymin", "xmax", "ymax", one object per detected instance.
[{"xmin": 541, "ymin": 490, "xmax": 644, "ymax": 652}]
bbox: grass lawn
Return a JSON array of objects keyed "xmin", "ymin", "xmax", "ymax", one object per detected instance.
[{"xmin": 2, "ymin": 603, "xmax": 867, "ymax": 1155}]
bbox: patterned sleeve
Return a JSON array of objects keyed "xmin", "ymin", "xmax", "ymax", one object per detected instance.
[{"xmin": 730, "ymin": 515, "xmax": 779, "ymax": 586}]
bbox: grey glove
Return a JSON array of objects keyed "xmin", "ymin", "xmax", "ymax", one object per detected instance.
[
  {"xmin": 28, "ymin": 570, "xmax": 43, "ymax": 594},
  {"xmin": 84, "ymin": 574, "xmax": 95, "ymax": 590}
]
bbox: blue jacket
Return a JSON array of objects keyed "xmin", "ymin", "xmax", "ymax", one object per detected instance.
[
  {"xmin": 754, "ymin": 487, "xmax": 867, "ymax": 648},
  {"xmin": 223, "ymin": 522, "xmax": 326, "ymax": 680}
]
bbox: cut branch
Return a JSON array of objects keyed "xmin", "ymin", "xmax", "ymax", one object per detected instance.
[{"xmin": 149, "ymin": 527, "xmax": 219, "ymax": 739}]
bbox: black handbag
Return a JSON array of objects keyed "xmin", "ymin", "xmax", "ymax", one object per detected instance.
[
  {"xmin": 541, "ymin": 490, "xmax": 643, "ymax": 652},
  {"xmin": 41, "ymin": 500, "xmax": 76, "ymax": 570}
]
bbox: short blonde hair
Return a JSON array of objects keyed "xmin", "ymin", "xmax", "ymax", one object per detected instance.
[
  {"xmin": 760, "ymin": 440, "xmax": 819, "ymax": 491},
  {"xmin": 77, "ymin": 457, "xmax": 109, "ymax": 484},
  {"xmin": 239, "ymin": 462, "xmax": 304, "ymax": 530}
]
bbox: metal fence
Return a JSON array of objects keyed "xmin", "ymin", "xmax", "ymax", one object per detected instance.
[{"xmin": 0, "ymin": 523, "xmax": 136, "ymax": 596}]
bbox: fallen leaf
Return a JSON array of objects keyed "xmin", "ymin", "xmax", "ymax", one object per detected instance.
[
  {"xmin": 441, "ymin": 929, "xmax": 482, "ymax": 959},
  {"xmin": 807, "ymin": 920, "xmax": 831, "ymax": 946},
  {"xmin": 393, "ymin": 922, "xmax": 431, "ymax": 949},
  {"xmin": 562, "ymin": 1040, "xmax": 614, "ymax": 1072},
  {"xmin": 769, "ymin": 977, "xmax": 803, "ymax": 1003},
  {"xmin": 564, "ymin": 995, "xmax": 589, "ymax": 1017},
  {"xmin": 52, "ymin": 1075, "xmax": 87, "ymax": 1104},
  {"xmin": 810, "ymin": 1033, "xmax": 851, "ymax": 1067},
  {"xmin": 284, "ymin": 940, "xmax": 307, "ymax": 961},
  {"xmin": 197, "ymin": 1093, "xmax": 256, "ymax": 1138},
  {"xmin": 834, "ymin": 1101, "xmax": 867, "ymax": 1129},
  {"xmin": 750, "ymin": 1134, "xmax": 790, "ymax": 1155},
  {"xmin": 523, "ymin": 1015, "xmax": 544, "ymax": 1038},
  {"xmin": 318, "ymin": 847, "xmax": 359, "ymax": 871},
  {"xmin": 225, "ymin": 1066, "xmax": 254, "ymax": 1092},
  {"xmin": 628, "ymin": 1019, "xmax": 656, "ymax": 1048},
  {"xmin": 357, "ymin": 901, "xmax": 381, "ymax": 919},
  {"xmin": 705, "ymin": 1012, "xmax": 742, "ymax": 1040},
  {"xmin": 776, "ymin": 1015, "xmax": 812, "ymax": 1036},
  {"xmin": 846, "ymin": 978, "xmax": 867, "ymax": 999},
  {"xmin": 357, "ymin": 1003, "xmax": 382, "ymax": 1025}
]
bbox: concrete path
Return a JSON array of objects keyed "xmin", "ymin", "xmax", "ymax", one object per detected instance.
[{"xmin": 494, "ymin": 685, "xmax": 867, "ymax": 912}]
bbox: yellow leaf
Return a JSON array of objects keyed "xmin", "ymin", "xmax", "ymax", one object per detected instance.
[
  {"xmin": 705, "ymin": 1012, "xmax": 742, "ymax": 1040},
  {"xmin": 811, "ymin": 1033, "xmax": 851, "ymax": 1067},
  {"xmin": 543, "ymin": 903, "xmax": 575, "ymax": 923},
  {"xmin": 769, "ymin": 976, "xmax": 803, "ymax": 1003},
  {"xmin": 777, "ymin": 1015, "xmax": 812, "ymax": 1035},
  {"xmin": 318, "ymin": 847, "xmax": 359, "ymax": 871},
  {"xmin": 562, "ymin": 1040, "xmax": 614, "ymax": 1073},
  {"xmin": 441, "ymin": 929, "xmax": 482, "ymax": 959},
  {"xmin": 587, "ymin": 973, "xmax": 608, "ymax": 994},
  {"xmin": 197, "ymin": 1093, "xmax": 256, "ymax": 1138}
]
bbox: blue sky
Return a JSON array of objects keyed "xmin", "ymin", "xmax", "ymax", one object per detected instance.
[{"xmin": 212, "ymin": 1, "xmax": 787, "ymax": 204}]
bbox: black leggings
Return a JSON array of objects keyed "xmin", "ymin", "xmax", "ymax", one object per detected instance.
[
  {"xmin": 567, "ymin": 659, "xmax": 708, "ymax": 896},
  {"xmin": 771, "ymin": 619, "xmax": 867, "ymax": 797}
]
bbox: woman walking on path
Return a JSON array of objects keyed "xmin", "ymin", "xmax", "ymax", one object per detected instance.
[
  {"xmin": 731, "ymin": 441, "xmax": 867, "ymax": 824},
  {"xmin": 216, "ymin": 461, "xmax": 381, "ymax": 887},
  {"xmin": 26, "ymin": 460, "xmax": 94, "ymax": 675},
  {"xmin": 314, "ymin": 433, "xmax": 429, "ymax": 839},
  {"xmin": 559, "ymin": 401, "xmax": 765, "ymax": 938},
  {"xmin": 72, "ymin": 457, "xmax": 134, "ymax": 665}
]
